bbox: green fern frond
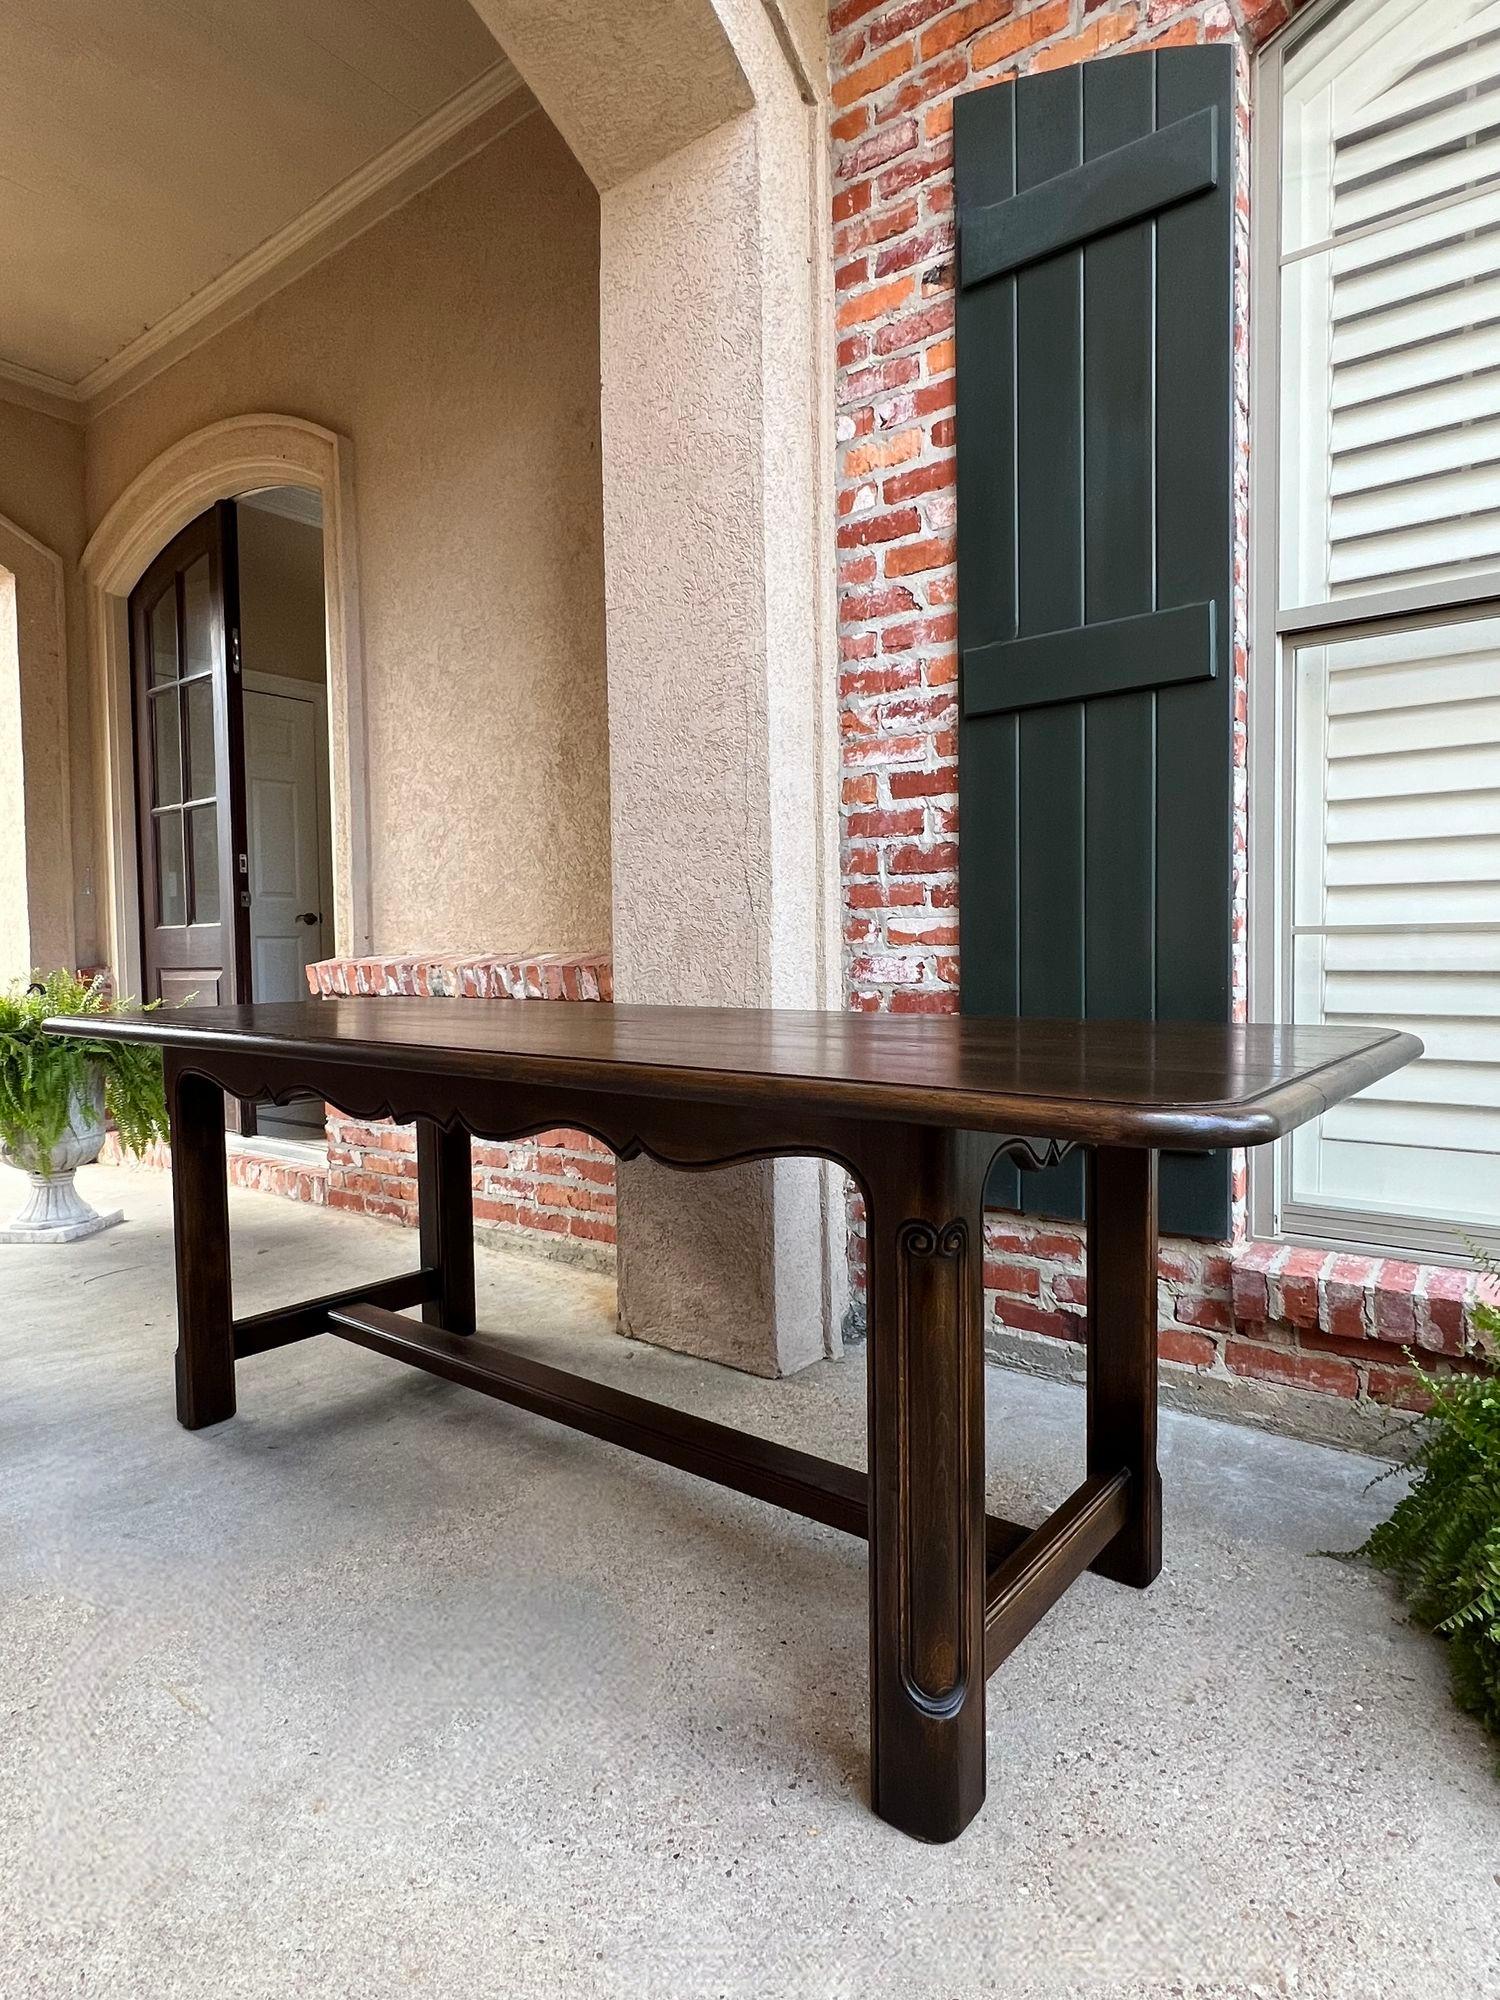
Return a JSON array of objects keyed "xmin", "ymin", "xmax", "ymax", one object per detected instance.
[
  {"xmin": 1358, "ymin": 1293, "xmax": 1500, "ymax": 1744},
  {"xmin": 0, "ymin": 970, "xmax": 168, "ymax": 1160}
]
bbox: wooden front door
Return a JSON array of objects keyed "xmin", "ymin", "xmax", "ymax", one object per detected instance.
[{"xmin": 130, "ymin": 503, "xmax": 249, "ymax": 1013}]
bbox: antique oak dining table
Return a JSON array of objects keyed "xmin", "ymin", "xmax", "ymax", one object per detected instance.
[{"xmin": 50, "ymin": 999, "xmax": 1419, "ymax": 1843}]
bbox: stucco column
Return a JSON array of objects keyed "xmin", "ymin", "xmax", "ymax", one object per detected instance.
[
  {"xmin": 0, "ymin": 517, "xmax": 75, "ymax": 987},
  {"xmin": 468, "ymin": 0, "xmax": 841, "ymax": 1374}
]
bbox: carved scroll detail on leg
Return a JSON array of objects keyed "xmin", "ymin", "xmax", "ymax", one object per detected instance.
[
  {"xmin": 895, "ymin": 1218, "xmax": 974, "ymax": 1715},
  {"xmin": 864, "ymin": 1124, "xmax": 989, "ymax": 1842}
]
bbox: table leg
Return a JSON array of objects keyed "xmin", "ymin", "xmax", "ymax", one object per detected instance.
[
  {"xmin": 170, "ymin": 1063, "xmax": 236, "ymax": 1430},
  {"xmin": 1085, "ymin": 1145, "xmax": 1162, "ymax": 1588},
  {"xmin": 864, "ymin": 1125, "xmax": 988, "ymax": 1843},
  {"xmin": 417, "ymin": 1119, "xmax": 475, "ymax": 1335}
]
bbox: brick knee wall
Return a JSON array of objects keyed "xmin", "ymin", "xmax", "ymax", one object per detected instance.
[
  {"xmin": 102, "ymin": 952, "xmax": 618, "ymax": 1265},
  {"xmin": 322, "ymin": 1113, "xmax": 617, "ymax": 1254},
  {"xmin": 983, "ymin": 1218, "xmax": 1495, "ymax": 1423},
  {"xmin": 839, "ymin": 1197, "xmax": 1492, "ymax": 1431},
  {"xmin": 100, "ymin": 1131, "xmax": 331, "ymax": 1205},
  {"xmin": 308, "ymin": 954, "xmax": 616, "ymax": 1264}
]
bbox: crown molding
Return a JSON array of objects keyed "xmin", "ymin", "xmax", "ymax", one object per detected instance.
[
  {"xmin": 0, "ymin": 59, "xmax": 528, "ymax": 432},
  {"xmin": 0, "ymin": 357, "xmax": 83, "ymax": 426}
]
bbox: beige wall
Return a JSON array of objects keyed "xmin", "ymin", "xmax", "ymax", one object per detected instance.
[
  {"xmin": 0, "ymin": 399, "xmax": 84, "ymax": 566},
  {"xmin": 0, "ymin": 397, "xmax": 92, "ymax": 970},
  {"xmin": 85, "ymin": 106, "xmax": 610, "ymax": 959},
  {"xmin": 0, "ymin": 571, "xmax": 23, "ymax": 981},
  {"xmin": 237, "ymin": 505, "xmax": 326, "ymax": 687}
]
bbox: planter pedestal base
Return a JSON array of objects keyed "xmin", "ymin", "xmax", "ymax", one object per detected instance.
[{"xmin": 0, "ymin": 1170, "xmax": 124, "ymax": 1244}]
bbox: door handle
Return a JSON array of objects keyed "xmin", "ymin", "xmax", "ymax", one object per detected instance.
[{"xmin": 296, "ymin": 912, "xmax": 322, "ymax": 925}]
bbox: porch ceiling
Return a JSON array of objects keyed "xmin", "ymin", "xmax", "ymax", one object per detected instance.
[{"xmin": 0, "ymin": 0, "xmax": 503, "ymax": 390}]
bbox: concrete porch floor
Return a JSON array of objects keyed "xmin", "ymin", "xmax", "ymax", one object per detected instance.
[{"xmin": 1, "ymin": 1165, "xmax": 1494, "ymax": 2000}]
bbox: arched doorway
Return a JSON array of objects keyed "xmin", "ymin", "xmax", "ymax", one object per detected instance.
[
  {"xmin": 126, "ymin": 486, "xmax": 336, "ymax": 1141},
  {"xmin": 82, "ymin": 415, "xmax": 368, "ymax": 1004}
]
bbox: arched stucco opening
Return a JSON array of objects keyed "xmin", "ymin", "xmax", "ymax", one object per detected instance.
[
  {"xmin": 82, "ymin": 415, "xmax": 367, "ymax": 998},
  {"xmin": 0, "ymin": 510, "xmax": 73, "ymax": 985}
]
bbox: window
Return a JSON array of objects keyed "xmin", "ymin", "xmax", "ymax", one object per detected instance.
[{"xmin": 1253, "ymin": 0, "xmax": 1500, "ymax": 1258}]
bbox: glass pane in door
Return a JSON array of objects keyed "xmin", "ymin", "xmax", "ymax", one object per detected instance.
[
  {"xmin": 156, "ymin": 812, "xmax": 186, "ymax": 925},
  {"xmin": 182, "ymin": 555, "xmax": 215, "ymax": 677},
  {"xmin": 189, "ymin": 806, "xmax": 220, "ymax": 923},
  {"xmin": 184, "ymin": 676, "xmax": 217, "ymax": 801},
  {"xmin": 150, "ymin": 689, "xmax": 182, "ymax": 806},
  {"xmin": 149, "ymin": 588, "xmax": 178, "ymax": 684}
]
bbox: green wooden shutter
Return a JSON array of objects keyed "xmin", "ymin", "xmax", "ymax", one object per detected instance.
[{"xmin": 955, "ymin": 46, "xmax": 1236, "ymax": 1239}]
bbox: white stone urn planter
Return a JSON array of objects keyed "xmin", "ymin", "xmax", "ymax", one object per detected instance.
[{"xmin": 0, "ymin": 1068, "xmax": 124, "ymax": 1243}]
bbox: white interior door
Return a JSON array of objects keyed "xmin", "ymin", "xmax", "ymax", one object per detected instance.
[{"xmin": 244, "ymin": 681, "xmax": 329, "ymax": 1135}]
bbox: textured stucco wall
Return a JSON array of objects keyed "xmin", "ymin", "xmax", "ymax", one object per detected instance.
[
  {"xmin": 592, "ymin": 0, "xmax": 832, "ymax": 1021},
  {"xmin": 0, "ymin": 397, "xmax": 88, "ymax": 972},
  {"xmin": 84, "ymin": 107, "xmax": 610, "ymax": 959},
  {"xmin": 0, "ymin": 573, "xmax": 24, "ymax": 984},
  {"xmin": 0, "ymin": 401, "xmax": 85, "ymax": 596},
  {"xmin": 600, "ymin": 115, "xmax": 772, "ymax": 1010},
  {"xmin": 575, "ymin": 0, "xmax": 841, "ymax": 1372},
  {"xmin": 0, "ymin": 535, "xmax": 71, "ymax": 982},
  {"xmin": 766, "ymin": 0, "xmax": 829, "ymax": 93},
  {"xmin": 237, "ymin": 506, "xmax": 326, "ymax": 687},
  {"xmin": 475, "ymin": 0, "xmax": 838, "ymax": 1372},
  {"xmin": 467, "ymin": 0, "xmax": 753, "ymax": 189}
]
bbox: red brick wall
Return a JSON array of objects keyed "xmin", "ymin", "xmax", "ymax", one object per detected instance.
[
  {"xmin": 107, "ymin": 953, "xmax": 618, "ymax": 1262},
  {"xmin": 984, "ymin": 1218, "xmax": 1493, "ymax": 1417},
  {"xmin": 107, "ymin": 951, "xmax": 618, "ymax": 1262},
  {"xmin": 102, "ymin": 1130, "xmax": 331, "ymax": 1206},
  {"xmin": 308, "ymin": 954, "xmax": 616, "ymax": 1262},
  {"xmin": 828, "ymin": 0, "xmax": 1491, "ymax": 1428},
  {"xmin": 833, "ymin": 3, "xmax": 1267, "ymax": 1006},
  {"xmin": 321, "ymin": 1114, "xmax": 616, "ymax": 1253}
]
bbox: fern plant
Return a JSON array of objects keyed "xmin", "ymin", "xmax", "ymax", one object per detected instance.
[
  {"xmin": 0, "ymin": 970, "xmax": 168, "ymax": 1161},
  {"xmin": 1358, "ymin": 1278, "xmax": 1500, "ymax": 1744}
]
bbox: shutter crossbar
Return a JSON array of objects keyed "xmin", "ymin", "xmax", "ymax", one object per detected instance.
[
  {"xmin": 960, "ymin": 106, "xmax": 1218, "ymax": 287},
  {"xmin": 962, "ymin": 602, "xmax": 1216, "ymax": 718}
]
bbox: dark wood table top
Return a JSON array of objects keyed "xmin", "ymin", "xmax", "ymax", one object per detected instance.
[{"xmin": 50, "ymin": 999, "xmax": 1421, "ymax": 1149}]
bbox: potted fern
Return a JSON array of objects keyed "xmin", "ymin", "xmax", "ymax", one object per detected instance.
[
  {"xmin": 0, "ymin": 971, "xmax": 168, "ymax": 1242},
  {"xmin": 1358, "ymin": 1281, "xmax": 1500, "ymax": 1749}
]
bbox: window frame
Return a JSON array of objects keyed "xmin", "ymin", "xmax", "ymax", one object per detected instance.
[{"xmin": 1249, "ymin": 0, "xmax": 1500, "ymax": 1265}]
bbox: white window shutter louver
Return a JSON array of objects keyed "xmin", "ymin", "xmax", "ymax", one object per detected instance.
[
  {"xmin": 1274, "ymin": 0, "xmax": 1500, "ymax": 1244},
  {"xmin": 1289, "ymin": 619, "xmax": 1500, "ymax": 1228},
  {"xmin": 1284, "ymin": 0, "xmax": 1500, "ymax": 605}
]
